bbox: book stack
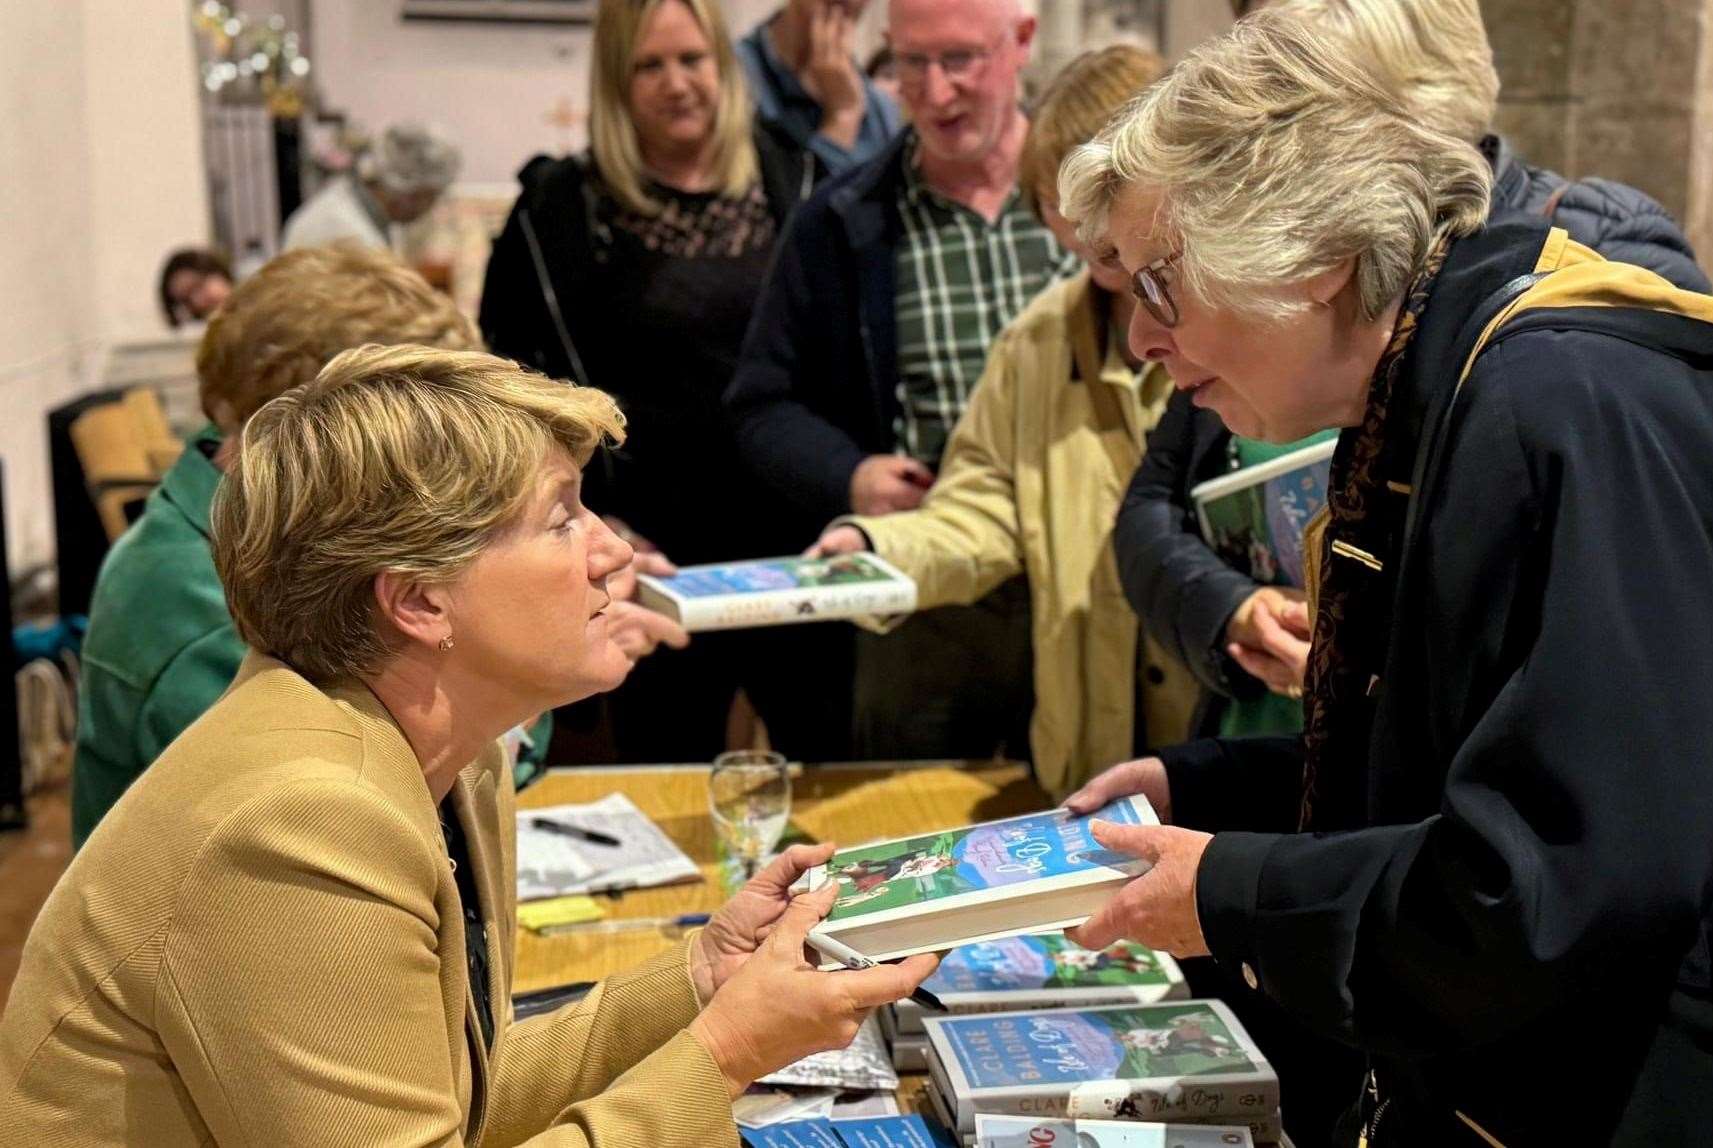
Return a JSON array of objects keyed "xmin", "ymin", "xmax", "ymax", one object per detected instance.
[
  {"xmin": 974, "ymin": 1114, "xmax": 1254, "ymax": 1147},
  {"xmin": 919, "ymin": 1001, "xmax": 1283, "ymax": 1147},
  {"xmin": 882, "ymin": 933, "xmax": 1189, "ymax": 1073},
  {"xmin": 741, "ymin": 1113, "xmax": 956, "ymax": 1148}
]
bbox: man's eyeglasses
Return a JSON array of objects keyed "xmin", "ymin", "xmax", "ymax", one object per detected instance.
[
  {"xmin": 1132, "ymin": 253, "xmax": 1182, "ymax": 328},
  {"xmin": 894, "ymin": 33, "xmax": 1007, "ymax": 86}
]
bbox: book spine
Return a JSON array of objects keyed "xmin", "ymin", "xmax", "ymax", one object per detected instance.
[
  {"xmin": 1063, "ymin": 1078, "xmax": 1281, "ymax": 1125},
  {"xmin": 678, "ymin": 582, "xmax": 916, "ymax": 631}
]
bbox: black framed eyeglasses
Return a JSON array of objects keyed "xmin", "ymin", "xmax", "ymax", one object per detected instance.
[{"xmin": 1132, "ymin": 253, "xmax": 1182, "ymax": 328}]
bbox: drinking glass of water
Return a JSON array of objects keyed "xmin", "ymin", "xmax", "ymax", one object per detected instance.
[{"xmin": 709, "ymin": 750, "xmax": 791, "ymax": 882}]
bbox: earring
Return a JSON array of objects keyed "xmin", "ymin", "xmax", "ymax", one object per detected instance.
[{"xmin": 438, "ymin": 635, "xmax": 455, "ymax": 651}]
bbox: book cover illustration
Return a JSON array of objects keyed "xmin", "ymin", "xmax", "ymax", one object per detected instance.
[
  {"xmin": 822, "ymin": 799, "xmax": 1150, "ymax": 923},
  {"xmin": 660, "ymin": 554, "xmax": 902, "ymax": 598},
  {"xmin": 1192, "ymin": 441, "xmax": 1334, "ymax": 588},
  {"xmin": 923, "ymin": 934, "xmax": 1177, "ymax": 996},
  {"xmin": 834, "ymin": 1114, "xmax": 959, "ymax": 1148},
  {"xmin": 940, "ymin": 1004, "xmax": 1258, "ymax": 1092},
  {"xmin": 741, "ymin": 1118, "xmax": 844, "ymax": 1148}
]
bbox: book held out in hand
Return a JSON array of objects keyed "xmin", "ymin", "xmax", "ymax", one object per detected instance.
[
  {"xmin": 636, "ymin": 553, "xmax": 917, "ymax": 631},
  {"xmin": 803, "ymin": 798, "xmax": 1159, "ymax": 966},
  {"xmin": 923, "ymin": 1000, "xmax": 1279, "ymax": 1141},
  {"xmin": 891, "ymin": 933, "xmax": 1188, "ymax": 1035},
  {"xmin": 1189, "ymin": 438, "xmax": 1335, "ymax": 588},
  {"xmin": 974, "ymin": 1114, "xmax": 1254, "ymax": 1147}
]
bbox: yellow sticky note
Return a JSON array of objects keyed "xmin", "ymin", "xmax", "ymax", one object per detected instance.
[{"xmin": 517, "ymin": 895, "xmax": 607, "ymax": 933}]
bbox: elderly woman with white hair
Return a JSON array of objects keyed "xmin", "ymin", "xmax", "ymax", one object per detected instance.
[
  {"xmin": 1058, "ymin": 11, "xmax": 1713, "ymax": 1147},
  {"xmin": 283, "ymin": 121, "xmax": 462, "ymax": 252}
]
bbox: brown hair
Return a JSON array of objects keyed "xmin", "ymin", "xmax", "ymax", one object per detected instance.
[
  {"xmin": 195, "ymin": 243, "xmax": 477, "ymax": 433},
  {"xmin": 1020, "ymin": 44, "xmax": 1166, "ymax": 220},
  {"xmin": 211, "ymin": 345, "xmax": 626, "ymax": 684}
]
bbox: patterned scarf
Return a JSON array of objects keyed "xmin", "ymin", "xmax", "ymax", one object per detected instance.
[{"xmin": 1298, "ymin": 236, "xmax": 1452, "ymax": 830}]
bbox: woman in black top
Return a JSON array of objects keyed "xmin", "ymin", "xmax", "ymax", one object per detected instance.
[{"xmin": 481, "ymin": 0, "xmax": 850, "ymax": 763}]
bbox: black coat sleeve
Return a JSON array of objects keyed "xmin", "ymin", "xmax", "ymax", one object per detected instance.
[
  {"xmin": 1194, "ymin": 331, "xmax": 1713, "ymax": 1057},
  {"xmin": 1115, "ymin": 388, "xmax": 1260, "ymax": 693},
  {"xmin": 724, "ymin": 203, "xmax": 868, "ymax": 523},
  {"xmin": 1157, "ymin": 735, "xmax": 1304, "ymax": 834}
]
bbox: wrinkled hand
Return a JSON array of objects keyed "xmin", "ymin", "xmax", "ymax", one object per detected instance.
[
  {"xmin": 1066, "ymin": 820, "xmax": 1212, "ymax": 958},
  {"xmin": 1225, "ymin": 587, "xmax": 1311, "ymax": 697},
  {"xmin": 1063, "ymin": 756, "xmax": 1172, "ymax": 823},
  {"xmin": 689, "ymin": 882, "xmax": 940, "ymax": 1097},
  {"xmin": 802, "ymin": 3, "xmax": 865, "ymax": 141},
  {"xmin": 850, "ymin": 454, "xmax": 933, "ymax": 516},
  {"xmin": 692, "ymin": 842, "xmax": 835, "ymax": 1002},
  {"xmin": 804, "ymin": 524, "xmax": 870, "ymax": 559}
]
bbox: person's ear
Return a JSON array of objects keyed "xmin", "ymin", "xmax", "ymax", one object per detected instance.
[
  {"xmin": 1303, "ymin": 257, "xmax": 1357, "ymax": 308},
  {"xmin": 374, "ymin": 570, "xmax": 454, "ymax": 651},
  {"xmin": 1014, "ymin": 15, "xmax": 1037, "ymax": 53}
]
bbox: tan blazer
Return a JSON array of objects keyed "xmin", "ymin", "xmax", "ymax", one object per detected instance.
[
  {"xmin": 0, "ymin": 654, "xmax": 736, "ymax": 1146},
  {"xmin": 848, "ymin": 272, "xmax": 1201, "ymax": 797}
]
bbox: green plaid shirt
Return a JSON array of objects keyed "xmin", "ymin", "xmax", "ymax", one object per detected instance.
[{"xmin": 893, "ymin": 146, "xmax": 1078, "ymax": 465}]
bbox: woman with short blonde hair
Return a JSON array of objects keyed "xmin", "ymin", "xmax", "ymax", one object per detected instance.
[
  {"xmin": 1061, "ymin": 10, "xmax": 1713, "ymax": 1146},
  {"xmin": 2, "ymin": 345, "xmax": 934, "ymax": 1145},
  {"xmin": 481, "ymin": 0, "xmax": 854, "ymax": 766}
]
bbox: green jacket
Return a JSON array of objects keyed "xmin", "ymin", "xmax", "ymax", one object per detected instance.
[{"xmin": 72, "ymin": 426, "xmax": 552, "ymax": 848}]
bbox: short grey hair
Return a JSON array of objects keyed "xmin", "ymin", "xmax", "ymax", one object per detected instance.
[
  {"xmin": 1271, "ymin": 0, "xmax": 1500, "ymax": 146},
  {"xmin": 358, "ymin": 122, "xmax": 462, "ymax": 195},
  {"xmin": 1058, "ymin": 9, "xmax": 1492, "ymax": 323}
]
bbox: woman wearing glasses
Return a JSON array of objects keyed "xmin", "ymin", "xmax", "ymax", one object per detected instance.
[
  {"xmin": 809, "ymin": 46, "xmax": 1200, "ymax": 800},
  {"xmin": 1061, "ymin": 9, "xmax": 1713, "ymax": 1145},
  {"xmin": 480, "ymin": 0, "xmax": 853, "ymax": 764}
]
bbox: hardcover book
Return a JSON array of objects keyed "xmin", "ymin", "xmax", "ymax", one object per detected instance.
[
  {"xmin": 804, "ymin": 798, "xmax": 1158, "ymax": 965},
  {"xmin": 742, "ymin": 1116, "xmax": 957, "ymax": 1148},
  {"xmin": 973, "ymin": 1115, "xmax": 1253, "ymax": 1147},
  {"xmin": 637, "ymin": 553, "xmax": 917, "ymax": 632},
  {"xmin": 923, "ymin": 1001, "xmax": 1278, "ymax": 1137},
  {"xmin": 1190, "ymin": 438, "xmax": 1335, "ymax": 588},
  {"xmin": 892, "ymin": 934, "xmax": 1187, "ymax": 1035}
]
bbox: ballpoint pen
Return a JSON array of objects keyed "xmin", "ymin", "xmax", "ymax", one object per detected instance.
[
  {"xmin": 537, "ymin": 912, "xmax": 712, "ymax": 938},
  {"xmin": 806, "ymin": 931, "xmax": 947, "ymax": 1013},
  {"xmin": 528, "ymin": 817, "xmax": 622, "ymax": 847}
]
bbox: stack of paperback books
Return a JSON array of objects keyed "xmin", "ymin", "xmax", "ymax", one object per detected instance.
[
  {"xmin": 882, "ymin": 933, "xmax": 1189, "ymax": 1073},
  {"xmin": 974, "ymin": 1114, "xmax": 1254, "ymax": 1146},
  {"xmin": 919, "ymin": 1001, "xmax": 1283, "ymax": 1146}
]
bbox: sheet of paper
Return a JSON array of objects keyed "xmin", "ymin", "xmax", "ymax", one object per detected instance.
[
  {"xmin": 734, "ymin": 1087, "xmax": 840, "ymax": 1128},
  {"xmin": 516, "ymin": 792, "xmax": 701, "ymax": 900}
]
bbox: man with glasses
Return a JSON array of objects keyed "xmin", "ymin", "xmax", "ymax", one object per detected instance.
[{"xmin": 727, "ymin": 0, "xmax": 1078, "ymax": 763}]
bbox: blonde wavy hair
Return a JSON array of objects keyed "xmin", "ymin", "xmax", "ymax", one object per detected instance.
[
  {"xmin": 211, "ymin": 345, "xmax": 626, "ymax": 684},
  {"xmin": 1019, "ymin": 43, "xmax": 1166, "ymax": 220},
  {"xmin": 196, "ymin": 243, "xmax": 477, "ymax": 433},
  {"xmin": 589, "ymin": 0, "xmax": 757, "ymax": 216},
  {"xmin": 1272, "ymin": 0, "xmax": 1500, "ymax": 145},
  {"xmin": 1058, "ymin": 9, "xmax": 1493, "ymax": 323}
]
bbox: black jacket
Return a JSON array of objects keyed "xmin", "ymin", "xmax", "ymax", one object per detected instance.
[
  {"xmin": 1115, "ymin": 137, "xmax": 1711, "ymax": 711},
  {"xmin": 722, "ymin": 130, "xmax": 916, "ymax": 524},
  {"xmin": 1165, "ymin": 218, "xmax": 1713, "ymax": 1146},
  {"xmin": 479, "ymin": 125, "xmax": 820, "ymax": 559}
]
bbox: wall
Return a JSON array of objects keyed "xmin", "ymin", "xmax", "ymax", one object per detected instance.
[
  {"xmin": 309, "ymin": 0, "xmax": 778, "ymax": 188},
  {"xmin": 0, "ymin": 1, "xmax": 208, "ymax": 577}
]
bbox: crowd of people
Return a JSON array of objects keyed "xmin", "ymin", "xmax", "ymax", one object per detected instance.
[{"xmin": 5, "ymin": 0, "xmax": 1712, "ymax": 1145}]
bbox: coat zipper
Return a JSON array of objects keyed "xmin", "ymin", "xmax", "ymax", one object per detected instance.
[{"xmin": 1358, "ymin": 1069, "xmax": 1390, "ymax": 1148}]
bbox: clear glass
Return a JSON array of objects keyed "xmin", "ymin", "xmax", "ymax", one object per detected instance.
[{"xmin": 709, "ymin": 750, "xmax": 791, "ymax": 881}]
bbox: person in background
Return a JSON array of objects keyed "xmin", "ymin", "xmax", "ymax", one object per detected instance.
[
  {"xmin": 727, "ymin": 0, "xmax": 1078, "ymax": 763},
  {"xmin": 281, "ymin": 122, "xmax": 461, "ymax": 252},
  {"xmin": 481, "ymin": 0, "xmax": 849, "ymax": 764},
  {"xmin": 1113, "ymin": 0, "xmax": 1710, "ymax": 740},
  {"xmin": 2, "ymin": 344, "xmax": 935, "ymax": 1145},
  {"xmin": 157, "ymin": 247, "xmax": 232, "ymax": 328},
  {"xmin": 71, "ymin": 245, "xmax": 687, "ymax": 849},
  {"xmin": 1062, "ymin": 11, "xmax": 1713, "ymax": 1143},
  {"xmin": 865, "ymin": 45, "xmax": 901, "ymax": 108},
  {"xmin": 808, "ymin": 45, "xmax": 1198, "ymax": 799},
  {"xmin": 737, "ymin": 0, "xmax": 903, "ymax": 180}
]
